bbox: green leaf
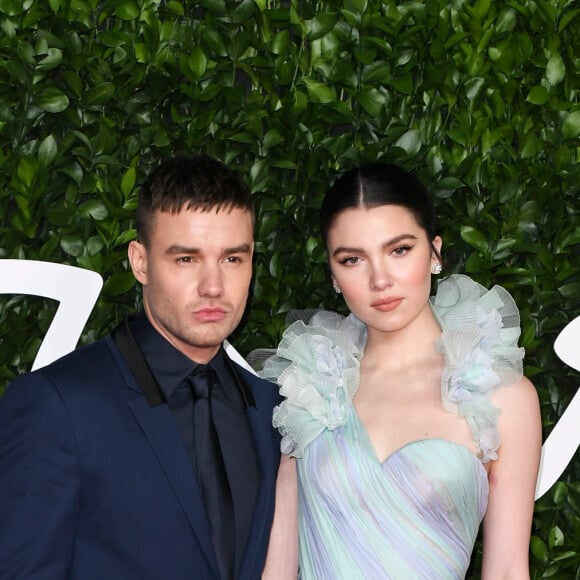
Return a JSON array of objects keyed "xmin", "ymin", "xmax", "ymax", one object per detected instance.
[
  {"xmin": 562, "ymin": 111, "xmax": 580, "ymax": 139},
  {"xmin": 35, "ymin": 48, "xmax": 63, "ymax": 73},
  {"xmin": 60, "ymin": 235, "xmax": 85, "ymax": 257},
  {"xmin": 306, "ymin": 14, "xmax": 339, "ymax": 41},
  {"xmin": 465, "ymin": 77, "xmax": 484, "ymax": 100},
  {"xmin": 496, "ymin": 8, "xmax": 516, "ymax": 33},
  {"xmin": 79, "ymin": 200, "xmax": 109, "ymax": 221},
  {"xmin": 301, "ymin": 78, "xmax": 336, "ymax": 104},
  {"xmin": 344, "ymin": 0, "xmax": 367, "ymax": 13},
  {"xmin": 530, "ymin": 536, "xmax": 549, "ymax": 565},
  {"xmin": 358, "ymin": 86, "xmax": 385, "ymax": 116},
  {"xmin": 84, "ymin": 83, "xmax": 116, "ymax": 106},
  {"xmin": 435, "ymin": 177, "xmax": 464, "ymax": 199},
  {"xmin": 167, "ymin": 1, "xmax": 184, "ymax": 15},
  {"xmin": 526, "ymin": 86, "xmax": 550, "ymax": 105},
  {"xmin": 103, "ymin": 271, "xmax": 137, "ymax": 296},
  {"xmin": 232, "ymin": 0, "xmax": 254, "ymax": 23},
  {"xmin": 552, "ymin": 551, "xmax": 578, "ymax": 563},
  {"xmin": 546, "ymin": 53, "xmax": 565, "ymax": 86},
  {"xmin": 263, "ymin": 129, "xmax": 285, "ymax": 148},
  {"xmin": 558, "ymin": 281, "xmax": 580, "ymax": 298},
  {"xmin": 305, "ymin": 236, "xmax": 318, "ymax": 257},
  {"xmin": 548, "ymin": 525, "xmax": 565, "ymax": 549},
  {"xmin": 361, "ymin": 61, "xmax": 390, "ymax": 84},
  {"xmin": 520, "ymin": 135, "xmax": 542, "ymax": 159},
  {"xmin": 552, "ymin": 482, "xmax": 567, "ymax": 506},
  {"xmin": 202, "ymin": 28, "xmax": 227, "ymax": 57},
  {"xmin": 394, "ymin": 129, "xmax": 422, "ymax": 156},
  {"xmin": 115, "ymin": 0, "xmax": 140, "ymax": 20},
  {"xmin": 35, "ymin": 87, "xmax": 69, "ymax": 113},
  {"xmin": 38, "ymin": 135, "xmax": 57, "ymax": 166},
  {"xmin": 85, "ymin": 235, "xmax": 105, "ymax": 256},
  {"xmin": 199, "ymin": 0, "xmax": 226, "ymax": 12},
  {"xmin": 558, "ymin": 8, "xmax": 580, "ymax": 33},
  {"xmin": 59, "ymin": 161, "xmax": 83, "ymax": 186},
  {"xmin": 390, "ymin": 73, "xmax": 413, "ymax": 95},
  {"xmin": 0, "ymin": 0, "xmax": 24, "ymax": 16},
  {"xmin": 121, "ymin": 167, "xmax": 136, "ymax": 197},
  {"xmin": 114, "ymin": 229, "xmax": 137, "ymax": 247},
  {"xmin": 17, "ymin": 157, "xmax": 39, "ymax": 189},
  {"xmin": 189, "ymin": 46, "xmax": 208, "ymax": 79},
  {"xmin": 460, "ymin": 226, "xmax": 490, "ymax": 254},
  {"xmin": 271, "ymin": 30, "xmax": 289, "ymax": 55}
]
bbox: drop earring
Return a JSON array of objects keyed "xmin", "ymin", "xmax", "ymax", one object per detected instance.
[
  {"xmin": 333, "ymin": 281, "xmax": 341, "ymax": 294},
  {"xmin": 431, "ymin": 263, "xmax": 442, "ymax": 275}
]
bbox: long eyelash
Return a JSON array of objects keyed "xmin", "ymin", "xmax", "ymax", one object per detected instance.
[{"xmin": 338, "ymin": 256, "xmax": 357, "ymax": 265}]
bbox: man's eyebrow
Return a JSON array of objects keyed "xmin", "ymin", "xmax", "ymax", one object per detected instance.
[
  {"xmin": 332, "ymin": 234, "xmax": 418, "ymax": 257},
  {"xmin": 166, "ymin": 245, "xmax": 201, "ymax": 255},
  {"xmin": 222, "ymin": 243, "xmax": 252, "ymax": 255},
  {"xmin": 165, "ymin": 243, "xmax": 252, "ymax": 255}
]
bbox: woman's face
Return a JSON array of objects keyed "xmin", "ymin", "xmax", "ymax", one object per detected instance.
[{"xmin": 327, "ymin": 204, "xmax": 442, "ymax": 336}]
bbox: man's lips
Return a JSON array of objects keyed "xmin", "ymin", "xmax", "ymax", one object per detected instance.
[
  {"xmin": 371, "ymin": 297, "xmax": 403, "ymax": 312},
  {"xmin": 193, "ymin": 307, "xmax": 227, "ymax": 322}
]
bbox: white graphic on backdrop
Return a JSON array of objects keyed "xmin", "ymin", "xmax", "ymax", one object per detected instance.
[
  {"xmin": 535, "ymin": 316, "xmax": 580, "ymax": 499},
  {"xmin": 0, "ymin": 260, "xmax": 253, "ymax": 373},
  {"xmin": 0, "ymin": 260, "xmax": 103, "ymax": 371},
  {"xmin": 0, "ymin": 259, "xmax": 577, "ymax": 497}
]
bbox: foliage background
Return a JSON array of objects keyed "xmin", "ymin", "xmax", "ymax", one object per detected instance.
[{"xmin": 0, "ymin": 0, "xmax": 579, "ymax": 576}]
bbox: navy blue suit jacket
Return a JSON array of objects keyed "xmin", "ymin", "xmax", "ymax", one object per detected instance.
[{"xmin": 0, "ymin": 332, "xmax": 281, "ymax": 580}]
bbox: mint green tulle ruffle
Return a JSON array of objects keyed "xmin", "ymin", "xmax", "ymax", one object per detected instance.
[{"xmin": 261, "ymin": 274, "xmax": 524, "ymax": 463}]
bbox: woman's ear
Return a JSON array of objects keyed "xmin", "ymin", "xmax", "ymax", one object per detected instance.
[
  {"xmin": 128, "ymin": 240, "xmax": 148, "ymax": 285},
  {"xmin": 432, "ymin": 235, "xmax": 443, "ymax": 257}
]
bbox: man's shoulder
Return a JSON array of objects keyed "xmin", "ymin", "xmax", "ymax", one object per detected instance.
[
  {"xmin": 8, "ymin": 333, "xmax": 121, "ymax": 394},
  {"xmin": 43, "ymin": 334, "xmax": 116, "ymax": 374}
]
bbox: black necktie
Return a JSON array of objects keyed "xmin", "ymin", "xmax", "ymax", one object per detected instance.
[{"xmin": 189, "ymin": 366, "xmax": 235, "ymax": 580}]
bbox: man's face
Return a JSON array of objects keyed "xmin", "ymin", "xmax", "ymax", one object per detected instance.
[{"xmin": 129, "ymin": 206, "xmax": 254, "ymax": 363}]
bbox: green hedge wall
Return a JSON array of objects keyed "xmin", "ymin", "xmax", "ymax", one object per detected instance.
[{"xmin": 1, "ymin": 0, "xmax": 579, "ymax": 576}]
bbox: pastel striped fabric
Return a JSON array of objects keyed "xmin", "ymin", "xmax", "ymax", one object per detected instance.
[{"xmin": 262, "ymin": 275, "xmax": 524, "ymax": 579}]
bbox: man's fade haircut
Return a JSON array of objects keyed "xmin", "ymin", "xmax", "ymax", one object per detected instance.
[{"xmin": 136, "ymin": 154, "xmax": 254, "ymax": 246}]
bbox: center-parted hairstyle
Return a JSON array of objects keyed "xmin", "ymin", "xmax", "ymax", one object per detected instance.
[
  {"xmin": 136, "ymin": 154, "xmax": 254, "ymax": 246},
  {"xmin": 319, "ymin": 162, "xmax": 441, "ymax": 259}
]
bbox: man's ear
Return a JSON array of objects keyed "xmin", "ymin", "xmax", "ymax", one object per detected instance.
[{"xmin": 128, "ymin": 240, "xmax": 148, "ymax": 285}]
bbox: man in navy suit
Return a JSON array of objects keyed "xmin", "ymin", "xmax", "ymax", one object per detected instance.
[{"xmin": 0, "ymin": 155, "xmax": 281, "ymax": 579}]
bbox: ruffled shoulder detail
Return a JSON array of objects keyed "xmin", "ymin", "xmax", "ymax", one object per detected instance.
[
  {"xmin": 260, "ymin": 311, "xmax": 367, "ymax": 458},
  {"xmin": 431, "ymin": 274, "xmax": 524, "ymax": 462}
]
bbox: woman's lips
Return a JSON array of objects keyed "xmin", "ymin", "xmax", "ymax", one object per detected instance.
[{"xmin": 371, "ymin": 297, "xmax": 403, "ymax": 312}]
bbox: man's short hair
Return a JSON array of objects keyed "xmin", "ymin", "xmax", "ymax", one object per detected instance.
[{"xmin": 136, "ymin": 154, "xmax": 254, "ymax": 246}]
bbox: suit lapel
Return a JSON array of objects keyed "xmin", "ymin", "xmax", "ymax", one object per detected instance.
[{"xmin": 108, "ymin": 323, "xmax": 220, "ymax": 578}]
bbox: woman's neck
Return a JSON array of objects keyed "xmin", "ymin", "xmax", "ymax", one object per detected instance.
[{"xmin": 363, "ymin": 305, "xmax": 442, "ymax": 372}]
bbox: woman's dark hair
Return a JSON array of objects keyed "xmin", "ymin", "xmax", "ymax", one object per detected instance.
[
  {"xmin": 136, "ymin": 154, "xmax": 254, "ymax": 247},
  {"xmin": 320, "ymin": 162, "xmax": 441, "ymax": 259}
]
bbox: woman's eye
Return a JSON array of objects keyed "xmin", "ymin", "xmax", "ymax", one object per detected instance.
[
  {"xmin": 340, "ymin": 256, "xmax": 361, "ymax": 266},
  {"xmin": 392, "ymin": 245, "xmax": 412, "ymax": 256}
]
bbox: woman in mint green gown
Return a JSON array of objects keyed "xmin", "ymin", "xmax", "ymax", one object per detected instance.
[{"xmin": 261, "ymin": 163, "xmax": 541, "ymax": 579}]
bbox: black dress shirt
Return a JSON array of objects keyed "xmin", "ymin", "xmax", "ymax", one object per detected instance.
[{"xmin": 130, "ymin": 311, "xmax": 261, "ymax": 573}]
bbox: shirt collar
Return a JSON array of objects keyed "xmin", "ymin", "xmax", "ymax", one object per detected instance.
[{"xmin": 129, "ymin": 310, "xmax": 252, "ymax": 405}]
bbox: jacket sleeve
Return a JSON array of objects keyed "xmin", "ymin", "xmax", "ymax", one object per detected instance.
[{"xmin": 0, "ymin": 373, "xmax": 80, "ymax": 579}]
